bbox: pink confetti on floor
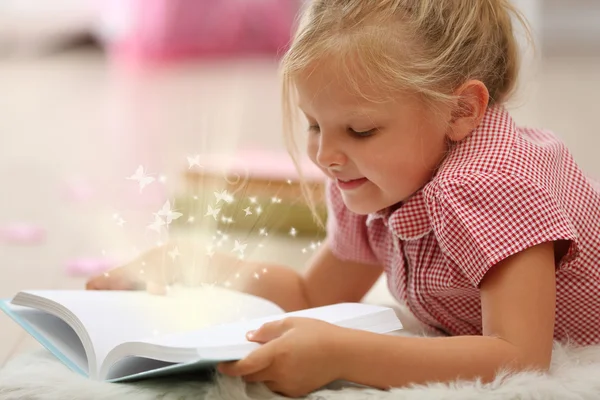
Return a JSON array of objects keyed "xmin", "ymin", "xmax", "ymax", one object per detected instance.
[
  {"xmin": 0, "ymin": 223, "xmax": 46, "ymax": 245},
  {"xmin": 65, "ymin": 257, "xmax": 117, "ymax": 277}
]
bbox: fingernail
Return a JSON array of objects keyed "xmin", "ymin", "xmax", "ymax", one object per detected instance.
[{"xmin": 246, "ymin": 330, "xmax": 256, "ymax": 339}]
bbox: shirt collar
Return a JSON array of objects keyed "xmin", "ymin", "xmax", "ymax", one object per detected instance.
[{"xmin": 367, "ymin": 189, "xmax": 432, "ymax": 241}]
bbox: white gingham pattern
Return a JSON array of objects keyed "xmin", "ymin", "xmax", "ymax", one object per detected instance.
[{"xmin": 327, "ymin": 106, "xmax": 600, "ymax": 345}]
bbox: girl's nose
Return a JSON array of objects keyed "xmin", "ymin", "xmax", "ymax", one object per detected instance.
[{"xmin": 316, "ymin": 135, "xmax": 347, "ymax": 171}]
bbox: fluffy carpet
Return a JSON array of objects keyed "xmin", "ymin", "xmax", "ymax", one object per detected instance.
[{"xmin": 2, "ymin": 338, "xmax": 600, "ymax": 400}]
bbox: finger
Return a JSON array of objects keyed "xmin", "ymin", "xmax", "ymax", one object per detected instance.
[
  {"xmin": 217, "ymin": 344, "xmax": 275, "ymax": 377},
  {"xmin": 265, "ymin": 381, "xmax": 289, "ymax": 397},
  {"xmin": 242, "ymin": 369, "xmax": 273, "ymax": 383},
  {"xmin": 145, "ymin": 281, "xmax": 168, "ymax": 295},
  {"xmin": 85, "ymin": 275, "xmax": 135, "ymax": 291},
  {"xmin": 247, "ymin": 318, "xmax": 296, "ymax": 343}
]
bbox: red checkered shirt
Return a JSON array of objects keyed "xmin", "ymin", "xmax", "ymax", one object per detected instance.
[{"xmin": 327, "ymin": 105, "xmax": 600, "ymax": 346}]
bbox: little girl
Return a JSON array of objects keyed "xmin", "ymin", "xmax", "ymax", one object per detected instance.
[{"xmin": 88, "ymin": 0, "xmax": 600, "ymax": 397}]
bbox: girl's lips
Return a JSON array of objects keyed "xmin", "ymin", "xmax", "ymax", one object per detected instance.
[{"xmin": 336, "ymin": 177, "xmax": 368, "ymax": 190}]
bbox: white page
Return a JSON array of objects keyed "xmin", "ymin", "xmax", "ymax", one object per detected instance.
[
  {"xmin": 143, "ymin": 303, "xmax": 392, "ymax": 350},
  {"xmin": 3, "ymin": 305, "xmax": 89, "ymax": 375},
  {"xmin": 16, "ymin": 286, "xmax": 283, "ymax": 370}
]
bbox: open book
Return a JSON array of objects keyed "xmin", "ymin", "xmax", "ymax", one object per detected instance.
[{"xmin": 0, "ymin": 286, "xmax": 403, "ymax": 382}]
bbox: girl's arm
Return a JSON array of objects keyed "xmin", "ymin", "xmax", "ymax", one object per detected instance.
[
  {"xmin": 87, "ymin": 238, "xmax": 383, "ymax": 313},
  {"xmin": 203, "ymin": 240, "xmax": 383, "ymax": 312},
  {"xmin": 334, "ymin": 241, "xmax": 556, "ymax": 388}
]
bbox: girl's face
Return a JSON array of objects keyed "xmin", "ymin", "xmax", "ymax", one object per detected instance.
[{"xmin": 297, "ymin": 63, "xmax": 451, "ymax": 215}]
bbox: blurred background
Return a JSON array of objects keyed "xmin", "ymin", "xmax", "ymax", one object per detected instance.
[{"xmin": 1, "ymin": 0, "xmax": 599, "ymax": 365}]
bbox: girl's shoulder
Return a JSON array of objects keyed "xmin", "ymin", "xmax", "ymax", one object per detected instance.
[
  {"xmin": 431, "ymin": 106, "xmax": 583, "ymax": 189},
  {"xmin": 421, "ymin": 107, "xmax": 599, "ymax": 283}
]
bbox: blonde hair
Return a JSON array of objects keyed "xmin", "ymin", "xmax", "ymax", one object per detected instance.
[{"xmin": 281, "ymin": 0, "xmax": 532, "ymax": 226}]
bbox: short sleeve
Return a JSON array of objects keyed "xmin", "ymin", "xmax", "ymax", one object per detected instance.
[
  {"xmin": 430, "ymin": 173, "xmax": 579, "ymax": 287},
  {"xmin": 325, "ymin": 179, "xmax": 379, "ymax": 265}
]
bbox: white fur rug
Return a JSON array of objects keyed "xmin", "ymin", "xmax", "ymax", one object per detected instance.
[{"xmin": 2, "ymin": 339, "xmax": 600, "ymax": 400}]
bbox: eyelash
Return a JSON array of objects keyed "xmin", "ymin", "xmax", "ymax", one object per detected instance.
[
  {"xmin": 349, "ymin": 128, "xmax": 376, "ymax": 138},
  {"xmin": 307, "ymin": 125, "xmax": 376, "ymax": 138}
]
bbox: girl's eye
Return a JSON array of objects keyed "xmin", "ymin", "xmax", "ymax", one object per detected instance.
[{"xmin": 349, "ymin": 128, "xmax": 376, "ymax": 138}]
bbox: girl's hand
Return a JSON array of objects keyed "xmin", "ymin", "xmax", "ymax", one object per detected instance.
[{"xmin": 218, "ymin": 317, "xmax": 348, "ymax": 398}]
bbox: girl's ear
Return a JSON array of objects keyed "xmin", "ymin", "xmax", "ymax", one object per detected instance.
[{"xmin": 446, "ymin": 80, "xmax": 490, "ymax": 142}]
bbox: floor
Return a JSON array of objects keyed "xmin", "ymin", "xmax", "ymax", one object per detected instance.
[{"xmin": 1, "ymin": 44, "xmax": 599, "ymax": 368}]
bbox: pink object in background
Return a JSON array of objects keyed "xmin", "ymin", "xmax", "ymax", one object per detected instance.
[
  {"xmin": 98, "ymin": 0, "xmax": 300, "ymax": 64},
  {"xmin": 0, "ymin": 223, "xmax": 46, "ymax": 245},
  {"xmin": 66, "ymin": 257, "xmax": 117, "ymax": 277}
]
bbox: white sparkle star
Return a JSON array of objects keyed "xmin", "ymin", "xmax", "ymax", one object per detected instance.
[
  {"xmin": 214, "ymin": 190, "xmax": 234, "ymax": 204},
  {"xmin": 243, "ymin": 207, "xmax": 252, "ymax": 216},
  {"xmin": 289, "ymin": 227, "xmax": 298, "ymax": 237},
  {"xmin": 187, "ymin": 154, "xmax": 201, "ymax": 169},
  {"xmin": 205, "ymin": 205, "xmax": 221, "ymax": 220},
  {"xmin": 259, "ymin": 227, "xmax": 268, "ymax": 236},
  {"xmin": 147, "ymin": 214, "xmax": 165, "ymax": 233},
  {"xmin": 232, "ymin": 240, "xmax": 247, "ymax": 255},
  {"xmin": 168, "ymin": 246, "xmax": 181, "ymax": 261},
  {"xmin": 249, "ymin": 197, "xmax": 257, "ymax": 204},
  {"xmin": 255, "ymin": 206, "xmax": 263, "ymax": 215},
  {"xmin": 113, "ymin": 213, "xmax": 125, "ymax": 227},
  {"xmin": 126, "ymin": 165, "xmax": 155, "ymax": 192},
  {"xmin": 156, "ymin": 200, "xmax": 183, "ymax": 224},
  {"xmin": 271, "ymin": 196, "xmax": 282, "ymax": 204}
]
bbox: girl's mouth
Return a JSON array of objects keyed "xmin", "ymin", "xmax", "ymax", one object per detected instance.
[{"xmin": 336, "ymin": 178, "xmax": 368, "ymax": 190}]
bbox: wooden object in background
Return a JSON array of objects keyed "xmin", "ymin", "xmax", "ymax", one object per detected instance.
[{"xmin": 178, "ymin": 150, "xmax": 328, "ymax": 236}]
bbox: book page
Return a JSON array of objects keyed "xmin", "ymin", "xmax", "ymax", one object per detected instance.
[
  {"xmin": 0, "ymin": 302, "xmax": 89, "ymax": 376},
  {"xmin": 142, "ymin": 303, "xmax": 393, "ymax": 350},
  {"xmin": 14, "ymin": 286, "xmax": 283, "ymax": 371}
]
